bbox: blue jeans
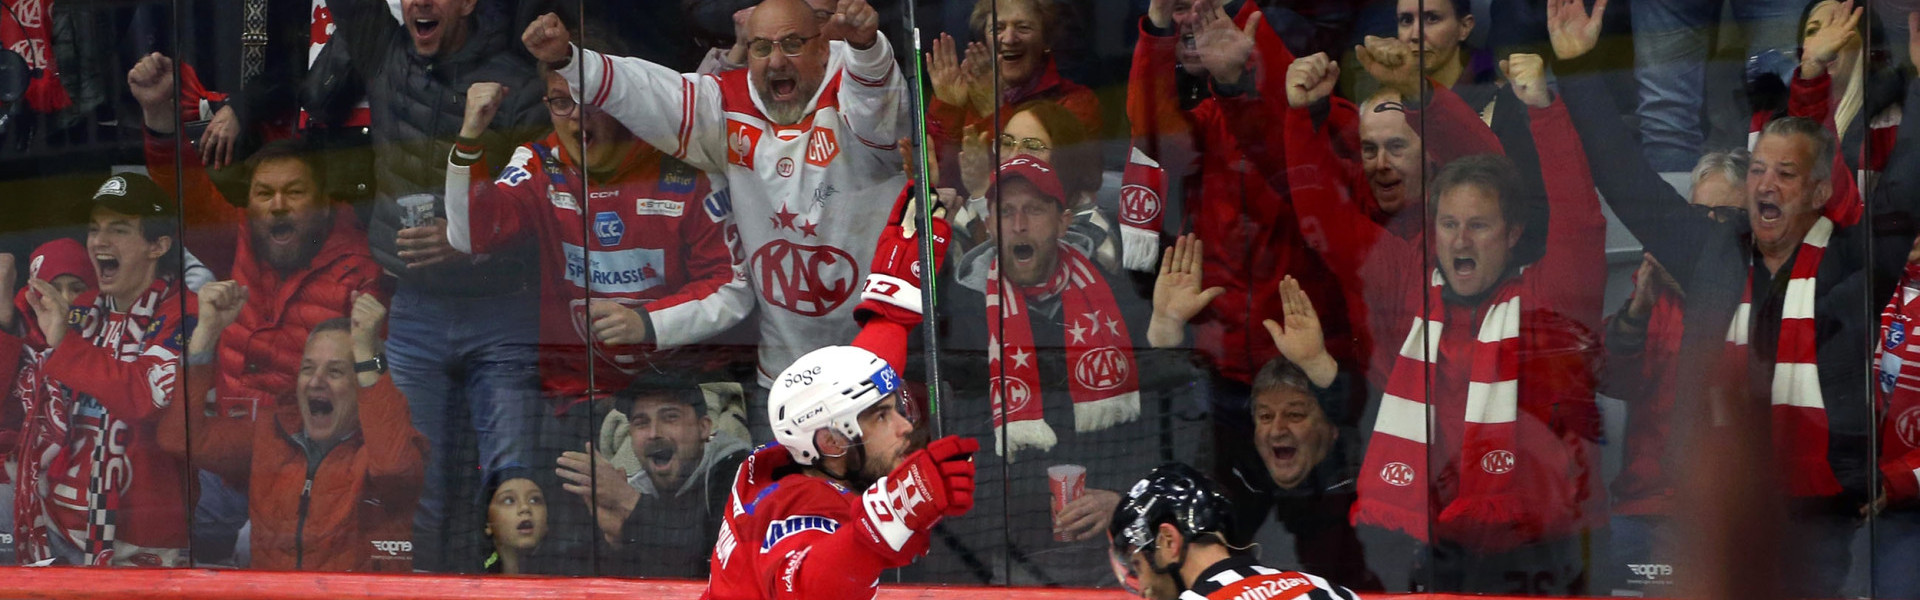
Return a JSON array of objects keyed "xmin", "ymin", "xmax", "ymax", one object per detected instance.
[
  {"xmin": 387, "ymin": 284, "xmax": 541, "ymax": 573},
  {"xmin": 1632, "ymin": 0, "xmax": 1803, "ymax": 171},
  {"xmin": 190, "ymin": 470, "xmax": 249, "ymax": 566},
  {"xmin": 1875, "ymin": 509, "xmax": 1920, "ymax": 599}
]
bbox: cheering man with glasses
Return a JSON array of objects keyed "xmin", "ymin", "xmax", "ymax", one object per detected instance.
[
  {"xmin": 445, "ymin": 61, "xmax": 753, "ymax": 461},
  {"xmin": 523, "ymin": 0, "xmax": 910, "ymax": 441}
]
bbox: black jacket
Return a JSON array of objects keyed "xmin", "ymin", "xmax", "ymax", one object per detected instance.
[
  {"xmin": 329, "ymin": 0, "xmax": 548, "ymax": 295},
  {"xmin": 1559, "ymin": 53, "xmax": 1920, "ymax": 508}
]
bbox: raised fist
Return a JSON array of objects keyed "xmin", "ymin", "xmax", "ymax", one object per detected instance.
[
  {"xmin": 522, "ymin": 13, "xmax": 572, "ymax": 66},
  {"xmin": 348, "ymin": 291, "xmax": 387, "ymax": 350},
  {"xmin": 1356, "ymin": 35, "xmax": 1420, "ymax": 97},
  {"xmin": 197, "ymin": 281, "xmax": 248, "ymax": 335},
  {"xmin": 855, "ymin": 435, "xmax": 978, "ymax": 555},
  {"xmin": 461, "ymin": 82, "xmax": 509, "ymax": 139},
  {"xmin": 1502, "ymin": 54, "xmax": 1551, "ymax": 108},
  {"xmin": 1287, "ymin": 52, "xmax": 1340, "ymax": 108},
  {"xmin": 825, "ymin": 0, "xmax": 880, "ymax": 50},
  {"xmin": 127, "ymin": 53, "xmax": 178, "ymax": 130},
  {"xmin": 858, "ymin": 184, "xmax": 951, "ymax": 326}
]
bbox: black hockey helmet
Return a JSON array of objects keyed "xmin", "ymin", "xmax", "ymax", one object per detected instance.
[{"xmin": 1107, "ymin": 462, "xmax": 1235, "ymax": 556}]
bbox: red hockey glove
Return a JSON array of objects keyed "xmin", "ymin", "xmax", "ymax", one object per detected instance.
[
  {"xmin": 857, "ymin": 183, "xmax": 951, "ymax": 327},
  {"xmin": 854, "ymin": 435, "xmax": 978, "ymax": 558}
]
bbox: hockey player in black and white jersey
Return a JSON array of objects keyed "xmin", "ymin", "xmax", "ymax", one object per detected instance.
[{"xmin": 1108, "ymin": 463, "xmax": 1362, "ymax": 600}]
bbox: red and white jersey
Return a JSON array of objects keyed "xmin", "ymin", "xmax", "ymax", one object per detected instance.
[
  {"xmin": 446, "ymin": 134, "xmax": 751, "ymax": 406},
  {"xmin": 30, "ymin": 279, "xmax": 195, "ymax": 561},
  {"xmin": 562, "ymin": 37, "xmax": 911, "ymax": 386},
  {"xmin": 706, "ymin": 445, "xmax": 863, "ymax": 600}
]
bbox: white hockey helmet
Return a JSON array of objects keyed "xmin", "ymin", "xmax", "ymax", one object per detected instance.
[{"xmin": 768, "ymin": 345, "xmax": 902, "ymax": 465}]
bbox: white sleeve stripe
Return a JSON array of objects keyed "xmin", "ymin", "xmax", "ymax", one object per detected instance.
[
  {"xmin": 676, "ymin": 78, "xmax": 695, "ymax": 159},
  {"xmin": 847, "ymin": 63, "xmax": 892, "ymax": 87},
  {"xmin": 592, "ymin": 52, "xmax": 615, "ymax": 106},
  {"xmin": 444, "ymin": 159, "xmax": 474, "ymax": 254}
]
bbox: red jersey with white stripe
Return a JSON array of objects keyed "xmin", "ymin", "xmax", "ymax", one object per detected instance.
[
  {"xmin": 561, "ymin": 37, "xmax": 910, "ymax": 387},
  {"xmin": 705, "ymin": 443, "xmax": 928, "ymax": 600},
  {"xmin": 448, "ymin": 135, "xmax": 751, "ymax": 407},
  {"xmin": 1874, "ymin": 265, "xmax": 1920, "ymax": 504}
]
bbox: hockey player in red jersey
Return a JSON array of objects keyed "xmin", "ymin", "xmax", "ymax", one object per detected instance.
[
  {"xmin": 706, "ymin": 185, "xmax": 975, "ymax": 599},
  {"xmin": 1108, "ymin": 463, "xmax": 1362, "ymax": 600}
]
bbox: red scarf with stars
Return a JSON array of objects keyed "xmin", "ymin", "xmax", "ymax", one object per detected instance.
[{"xmin": 985, "ymin": 244, "xmax": 1139, "ymax": 457}]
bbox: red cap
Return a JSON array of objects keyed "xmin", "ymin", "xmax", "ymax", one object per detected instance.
[
  {"xmin": 986, "ymin": 156, "xmax": 1066, "ymax": 206},
  {"xmin": 28, "ymin": 238, "xmax": 95, "ymax": 289}
]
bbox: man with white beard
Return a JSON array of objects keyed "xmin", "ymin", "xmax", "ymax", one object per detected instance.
[{"xmin": 522, "ymin": 0, "xmax": 909, "ymax": 440}]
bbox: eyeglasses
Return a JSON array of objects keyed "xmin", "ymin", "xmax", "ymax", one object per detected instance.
[
  {"xmin": 749, "ymin": 34, "xmax": 818, "ymax": 59},
  {"xmin": 999, "ymin": 134, "xmax": 1051, "ymax": 153},
  {"xmin": 545, "ymin": 95, "xmax": 578, "ymax": 117}
]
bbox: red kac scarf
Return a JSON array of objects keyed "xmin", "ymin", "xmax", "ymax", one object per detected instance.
[
  {"xmin": 1725, "ymin": 217, "xmax": 1841, "ymax": 498},
  {"xmin": 986, "ymin": 245, "xmax": 1139, "ymax": 457},
  {"xmin": 1353, "ymin": 271, "xmax": 1530, "ymax": 548},
  {"xmin": 1118, "ymin": 148, "xmax": 1166, "ymax": 273}
]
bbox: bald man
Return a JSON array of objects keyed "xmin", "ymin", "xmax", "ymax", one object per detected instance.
[{"xmin": 523, "ymin": 0, "xmax": 909, "ymax": 440}]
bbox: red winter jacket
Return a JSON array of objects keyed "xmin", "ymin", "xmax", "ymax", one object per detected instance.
[
  {"xmin": 144, "ymin": 131, "xmax": 385, "ymax": 415},
  {"xmin": 166, "ymin": 362, "xmax": 425, "ymax": 572},
  {"xmin": 1126, "ymin": 6, "xmax": 1360, "ymax": 385}
]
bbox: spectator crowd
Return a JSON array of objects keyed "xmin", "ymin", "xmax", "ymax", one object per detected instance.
[{"xmin": 4, "ymin": 0, "xmax": 1920, "ymax": 597}]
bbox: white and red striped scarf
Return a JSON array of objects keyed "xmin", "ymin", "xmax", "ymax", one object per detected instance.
[
  {"xmin": 1725, "ymin": 216, "xmax": 1841, "ymax": 497},
  {"xmin": 1874, "ymin": 263, "xmax": 1920, "ymax": 505},
  {"xmin": 1118, "ymin": 148, "xmax": 1166, "ymax": 273},
  {"xmin": 986, "ymin": 245, "xmax": 1140, "ymax": 457},
  {"xmin": 1354, "ymin": 271, "xmax": 1525, "ymax": 543}
]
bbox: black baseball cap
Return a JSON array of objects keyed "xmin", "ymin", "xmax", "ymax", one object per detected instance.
[{"xmin": 89, "ymin": 173, "xmax": 176, "ymax": 219}]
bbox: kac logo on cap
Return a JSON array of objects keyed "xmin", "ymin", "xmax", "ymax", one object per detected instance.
[{"xmin": 96, "ymin": 176, "xmax": 128, "ymax": 198}]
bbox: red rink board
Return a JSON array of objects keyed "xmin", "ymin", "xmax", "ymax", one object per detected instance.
[{"xmin": 0, "ymin": 568, "xmax": 1528, "ymax": 600}]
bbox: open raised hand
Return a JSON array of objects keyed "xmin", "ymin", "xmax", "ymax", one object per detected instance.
[
  {"xmin": 1192, "ymin": 0, "xmax": 1261, "ymax": 87},
  {"xmin": 1545, "ymin": 0, "xmax": 1609, "ymax": 60},
  {"xmin": 1148, "ymin": 234, "xmax": 1225, "ymax": 348},
  {"xmin": 927, "ymin": 34, "xmax": 970, "ymax": 108},
  {"xmin": 1800, "ymin": 0, "xmax": 1862, "ymax": 78},
  {"xmin": 1263, "ymin": 276, "xmax": 1337, "ymax": 387}
]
